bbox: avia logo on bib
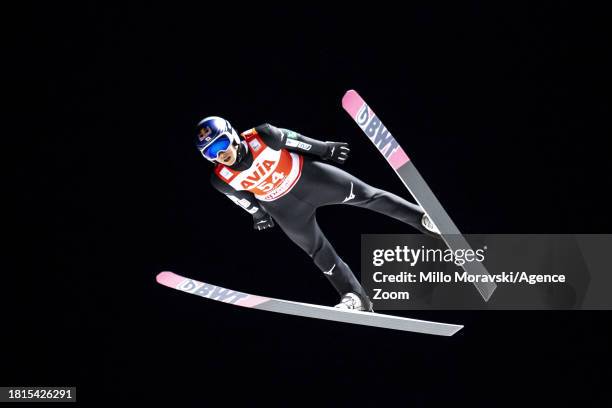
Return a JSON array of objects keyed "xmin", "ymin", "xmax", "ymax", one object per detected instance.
[
  {"xmin": 215, "ymin": 131, "xmax": 304, "ymax": 202},
  {"xmin": 225, "ymin": 147, "xmax": 301, "ymax": 200},
  {"xmin": 240, "ymin": 160, "xmax": 278, "ymax": 189}
]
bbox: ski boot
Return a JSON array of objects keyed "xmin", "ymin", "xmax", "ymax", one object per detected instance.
[
  {"xmin": 335, "ymin": 292, "xmax": 374, "ymax": 312},
  {"xmin": 421, "ymin": 213, "xmax": 441, "ymax": 235}
]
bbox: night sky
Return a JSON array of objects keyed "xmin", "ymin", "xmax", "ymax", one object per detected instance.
[{"xmin": 8, "ymin": 3, "xmax": 612, "ymax": 405}]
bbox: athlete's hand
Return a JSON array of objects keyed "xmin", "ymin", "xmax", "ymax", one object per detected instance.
[
  {"xmin": 324, "ymin": 141, "xmax": 350, "ymax": 165},
  {"xmin": 253, "ymin": 213, "xmax": 275, "ymax": 231}
]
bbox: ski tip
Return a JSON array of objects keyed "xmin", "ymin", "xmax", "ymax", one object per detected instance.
[
  {"xmin": 156, "ymin": 271, "xmax": 181, "ymax": 287},
  {"xmin": 342, "ymin": 89, "xmax": 358, "ymax": 99},
  {"xmin": 342, "ymin": 90, "xmax": 364, "ymax": 118}
]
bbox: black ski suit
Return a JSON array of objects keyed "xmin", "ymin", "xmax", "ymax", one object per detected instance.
[{"xmin": 210, "ymin": 124, "xmax": 429, "ymax": 308}]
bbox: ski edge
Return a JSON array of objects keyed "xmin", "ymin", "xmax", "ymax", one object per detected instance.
[
  {"xmin": 156, "ymin": 271, "xmax": 463, "ymax": 336},
  {"xmin": 341, "ymin": 89, "xmax": 496, "ymax": 301}
]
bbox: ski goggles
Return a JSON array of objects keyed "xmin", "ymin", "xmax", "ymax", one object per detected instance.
[{"xmin": 200, "ymin": 133, "xmax": 232, "ymax": 161}]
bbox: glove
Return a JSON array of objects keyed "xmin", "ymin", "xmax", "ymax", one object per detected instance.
[
  {"xmin": 323, "ymin": 141, "xmax": 350, "ymax": 164},
  {"xmin": 253, "ymin": 213, "xmax": 275, "ymax": 231}
]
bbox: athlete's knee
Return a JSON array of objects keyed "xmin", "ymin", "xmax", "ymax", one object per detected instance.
[
  {"xmin": 309, "ymin": 240, "xmax": 340, "ymax": 270},
  {"xmin": 309, "ymin": 240, "xmax": 326, "ymax": 262},
  {"xmin": 359, "ymin": 188, "xmax": 392, "ymax": 205}
]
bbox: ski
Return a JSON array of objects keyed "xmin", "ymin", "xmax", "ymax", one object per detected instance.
[
  {"xmin": 156, "ymin": 271, "xmax": 463, "ymax": 336},
  {"xmin": 342, "ymin": 90, "xmax": 496, "ymax": 301}
]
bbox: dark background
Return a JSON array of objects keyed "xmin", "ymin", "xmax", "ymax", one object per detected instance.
[{"xmin": 7, "ymin": 2, "xmax": 612, "ymax": 405}]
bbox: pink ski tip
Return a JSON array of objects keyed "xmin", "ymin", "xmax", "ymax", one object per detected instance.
[
  {"xmin": 342, "ymin": 90, "xmax": 365, "ymax": 118},
  {"xmin": 342, "ymin": 89, "xmax": 358, "ymax": 100},
  {"xmin": 156, "ymin": 271, "xmax": 183, "ymax": 288}
]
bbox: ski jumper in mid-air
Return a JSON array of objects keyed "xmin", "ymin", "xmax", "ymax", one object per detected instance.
[{"xmin": 196, "ymin": 116, "xmax": 440, "ymax": 312}]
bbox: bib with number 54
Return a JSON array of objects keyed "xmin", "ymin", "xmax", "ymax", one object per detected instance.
[{"xmin": 214, "ymin": 128, "xmax": 304, "ymax": 201}]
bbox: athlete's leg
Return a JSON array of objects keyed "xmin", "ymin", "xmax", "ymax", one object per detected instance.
[
  {"xmin": 294, "ymin": 160, "xmax": 432, "ymax": 235},
  {"xmin": 261, "ymin": 194, "xmax": 371, "ymax": 305}
]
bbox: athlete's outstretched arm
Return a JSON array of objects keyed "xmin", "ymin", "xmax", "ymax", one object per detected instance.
[
  {"xmin": 210, "ymin": 174, "xmax": 275, "ymax": 230},
  {"xmin": 255, "ymin": 124, "xmax": 350, "ymax": 165}
]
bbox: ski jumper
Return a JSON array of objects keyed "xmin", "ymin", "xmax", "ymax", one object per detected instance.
[{"xmin": 210, "ymin": 124, "xmax": 429, "ymax": 305}]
